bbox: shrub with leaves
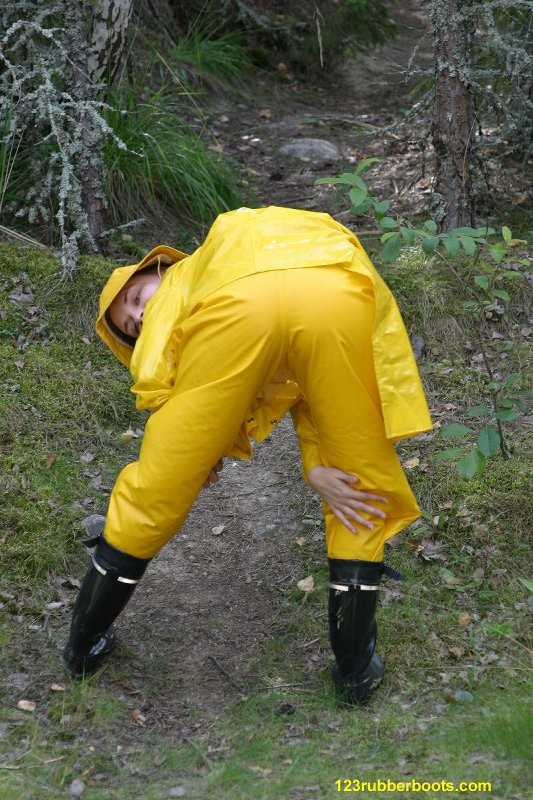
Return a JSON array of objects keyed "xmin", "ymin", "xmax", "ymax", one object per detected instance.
[{"xmin": 317, "ymin": 160, "xmax": 532, "ymax": 478}]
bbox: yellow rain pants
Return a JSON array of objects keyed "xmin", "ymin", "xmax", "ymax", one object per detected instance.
[{"xmin": 104, "ymin": 266, "xmax": 421, "ymax": 562}]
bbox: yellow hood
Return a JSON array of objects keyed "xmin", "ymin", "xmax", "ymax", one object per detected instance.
[{"xmin": 95, "ymin": 244, "xmax": 188, "ymax": 367}]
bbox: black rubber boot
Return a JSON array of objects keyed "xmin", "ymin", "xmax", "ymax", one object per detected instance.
[
  {"xmin": 328, "ymin": 558, "xmax": 386, "ymax": 706},
  {"xmin": 63, "ymin": 538, "xmax": 150, "ymax": 678}
]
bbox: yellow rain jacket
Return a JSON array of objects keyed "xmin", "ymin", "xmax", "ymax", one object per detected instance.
[
  {"xmin": 96, "ymin": 207, "xmax": 431, "ymax": 470},
  {"xmin": 96, "ymin": 206, "xmax": 433, "ymax": 560}
]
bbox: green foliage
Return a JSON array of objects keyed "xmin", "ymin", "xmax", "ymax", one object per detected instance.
[
  {"xmin": 103, "ymin": 19, "xmax": 252, "ymax": 227},
  {"xmin": 0, "ymin": 1, "xmax": 111, "ymax": 271},
  {"xmin": 163, "ymin": 21, "xmax": 253, "ymax": 90},
  {"xmin": 310, "ymin": 0, "xmax": 397, "ymax": 59},
  {"xmin": 174, "ymin": 1, "xmax": 396, "ymax": 70},
  {"xmin": 439, "ymin": 369, "xmax": 531, "ymax": 475},
  {"xmin": 472, "ymin": 1, "xmax": 533, "ymax": 157},
  {"xmin": 0, "ymin": 7, "xmax": 246, "ymax": 270},
  {"xmin": 317, "ymin": 159, "xmax": 532, "ymax": 479},
  {"xmin": 104, "ymin": 85, "xmax": 240, "ymax": 227},
  {"xmin": 0, "ymin": 93, "xmax": 26, "ymax": 217}
]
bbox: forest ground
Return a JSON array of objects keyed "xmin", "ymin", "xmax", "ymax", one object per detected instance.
[{"xmin": 0, "ymin": 2, "xmax": 531, "ymax": 798}]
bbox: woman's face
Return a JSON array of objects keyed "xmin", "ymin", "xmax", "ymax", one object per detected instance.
[{"xmin": 108, "ymin": 272, "xmax": 162, "ymax": 338}]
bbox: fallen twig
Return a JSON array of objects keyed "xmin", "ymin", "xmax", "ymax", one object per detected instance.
[{"xmin": 206, "ymin": 654, "xmax": 244, "ymax": 692}]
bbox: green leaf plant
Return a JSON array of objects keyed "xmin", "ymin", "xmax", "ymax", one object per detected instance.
[{"xmin": 316, "ymin": 161, "xmax": 532, "ymax": 478}]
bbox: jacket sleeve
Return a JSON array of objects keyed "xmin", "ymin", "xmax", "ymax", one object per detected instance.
[
  {"xmin": 290, "ymin": 398, "xmax": 322, "ymax": 480},
  {"xmin": 131, "ymin": 357, "xmax": 176, "ymax": 411}
]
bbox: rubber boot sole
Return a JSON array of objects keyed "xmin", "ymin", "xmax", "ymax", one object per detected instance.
[{"xmin": 64, "ymin": 625, "xmax": 117, "ymax": 679}]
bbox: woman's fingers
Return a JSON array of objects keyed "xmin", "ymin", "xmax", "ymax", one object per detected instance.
[
  {"xmin": 350, "ymin": 512, "xmax": 374, "ymax": 530},
  {"xmin": 307, "ymin": 465, "xmax": 390, "ymax": 532},
  {"xmin": 353, "ymin": 490, "xmax": 388, "ymax": 503},
  {"xmin": 350, "ymin": 500, "xmax": 387, "ymax": 519},
  {"xmin": 331, "ymin": 504, "xmax": 377, "ymax": 531},
  {"xmin": 329, "ymin": 489, "xmax": 388, "ymax": 530},
  {"xmin": 338, "ymin": 501, "xmax": 385, "ymax": 523},
  {"xmin": 334, "ymin": 508, "xmax": 356, "ymax": 533},
  {"xmin": 330, "ymin": 502, "xmax": 373, "ymax": 531},
  {"xmin": 331, "ymin": 488, "xmax": 388, "ymax": 518}
]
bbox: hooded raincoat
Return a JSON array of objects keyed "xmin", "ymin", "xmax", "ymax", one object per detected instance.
[{"xmin": 96, "ymin": 206, "xmax": 432, "ymax": 561}]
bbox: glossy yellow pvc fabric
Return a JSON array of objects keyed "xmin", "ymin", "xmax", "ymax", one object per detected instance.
[{"xmin": 96, "ymin": 207, "xmax": 432, "ymax": 561}]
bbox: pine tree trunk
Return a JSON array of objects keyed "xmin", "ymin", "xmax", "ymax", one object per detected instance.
[{"xmin": 429, "ymin": 0, "xmax": 476, "ymax": 230}]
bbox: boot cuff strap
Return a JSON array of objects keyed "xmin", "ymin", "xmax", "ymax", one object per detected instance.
[
  {"xmin": 93, "ymin": 537, "xmax": 150, "ymax": 581},
  {"xmin": 383, "ymin": 563, "xmax": 404, "ymax": 581},
  {"xmin": 92, "ymin": 556, "xmax": 141, "ymax": 584},
  {"xmin": 328, "ymin": 559, "xmax": 404, "ymax": 585}
]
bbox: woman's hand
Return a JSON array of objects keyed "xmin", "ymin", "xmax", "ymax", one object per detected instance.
[
  {"xmin": 307, "ymin": 465, "xmax": 387, "ymax": 532},
  {"xmin": 203, "ymin": 459, "xmax": 224, "ymax": 488}
]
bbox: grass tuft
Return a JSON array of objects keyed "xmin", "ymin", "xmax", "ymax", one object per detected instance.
[
  {"xmin": 163, "ymin": 22, "xmax": 254, "ymax": 91},
  {"xmin": 104, "ymin": 86, "xmax": 241, "ymax": 229}
]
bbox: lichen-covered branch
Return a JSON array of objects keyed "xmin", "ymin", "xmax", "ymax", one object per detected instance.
[{"xmin": 0, "ymin": 0, "xmax": 132, "ymax": 274}]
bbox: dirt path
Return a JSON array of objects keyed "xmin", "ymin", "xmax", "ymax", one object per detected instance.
[
  {"xmin": 121, "ymin": 420, "xmax": 320, "ymax": 737},
  {"xmin": 213, "ymin": 0, "xmax": 432, "ymax": 223},
  {"xmin": 81, "ymin": 1, "xmax": 432, "ymax": 739}
]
